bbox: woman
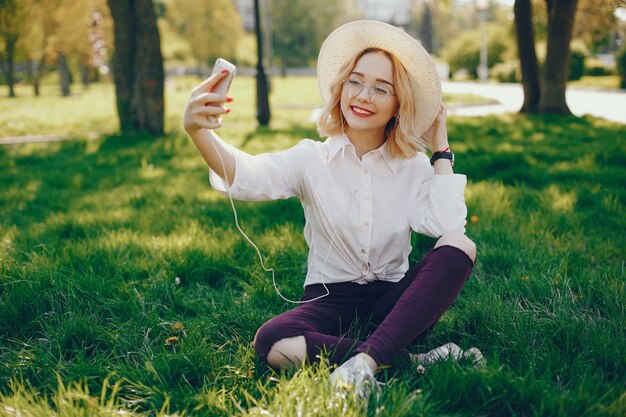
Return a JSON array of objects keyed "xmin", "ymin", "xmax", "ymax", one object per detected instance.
[{"xmin": 183, "ymin": 20, "xmax": 480, "ymax": 396}]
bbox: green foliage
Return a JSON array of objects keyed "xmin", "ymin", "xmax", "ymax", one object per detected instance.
[
  {"xmin": 568, "ymin": 40, "xmax": 589, "ymax": 81},
  {"xmin": 166, "ymin": 0, "xmax": 243, "ymax": 65},
  {"xmin": 615, "ymin": 44, "xmax": 626, "ymax": 89},
  {"xmin": 585, "ymin": 56, "xmax": 616, "ymax": 77},
  {"xmin": 270, "ymin": 0, "xmax": 348, "ymax": 70},
  {"xmin": 490, "ymin": 60, "xmax": 520, "ymax": 83},
  {"xmin": 443, "ymin": 24, "xmax": 515, "ymax": 79},
  {"xmin": 0, "ymin": 78, "xmax": 625, "ymax": 416},
  {"xmin": 574, "ymin": 0, "xmax": 623, "ymax": 54},
  {"xmin": 158, "ymin": 18, "xmax": 193, "ymax": 64}
]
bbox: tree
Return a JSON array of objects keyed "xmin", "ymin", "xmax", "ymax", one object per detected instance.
[
  {"xmin": 270, "ymin": 0, "xmax": 347, "ymax": 72},
  {"xmin": 443, "ymin": 24, "xmax": 514, "ymax": 78},
  {"xmin": 0, "ymin": 0, "xmax": 28, "ymax": 97},
  {"xmin": 411, "ymin": 0, "xmax": 496, "ymax": 55},
  {"xmin": 166, "ymin": 0, "xmax": 242, "ymax": 67},
  {"xmin": 514, "ymin": 0, "xmax": 540, "ymax": 112},
  {"xmin": 108, "ymin": 0, "xmax": 164, "ymax": 135},
  {"xmin": 254, "ymin": 0, "xmax": 269, "ymax": 126},
  {"xmin": 419, "ymin": 2, "xmax": 434, "ymax": 53},
  {"xmin": 514, "ymin": 0, "xmax": 579, "ymax": 115},
  {"xmin": 574, "ymin": 0, "xmax": 623, "ymax": 52},
  {"xmin": 18, "ymin": 0, "xmax": 51, "ymax": 96}
]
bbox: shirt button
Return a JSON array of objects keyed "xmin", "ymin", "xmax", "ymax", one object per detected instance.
[{"xmin": 361, "ymin": 248, "xmax": 367, "ymax": 254}]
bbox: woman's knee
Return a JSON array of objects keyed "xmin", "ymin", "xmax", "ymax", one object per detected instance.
[
  {"xmin": 434, "ymin": 232, "xmax": 477, "ymax": 263},
  {"xmin": 265, "ymin": 336, "xmax": 307, "ymax": 369},
  {"xmin": 253, "ymin": 322, "xmax": 307, "ymax": 369}
]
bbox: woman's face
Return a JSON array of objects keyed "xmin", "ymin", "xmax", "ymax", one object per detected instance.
[{"xmin": 340, "ymin": 52, "xmax": 400, "ymax": 138}]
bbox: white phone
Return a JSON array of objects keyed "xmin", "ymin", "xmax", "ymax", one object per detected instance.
[{"xmin": 210, "ymin": 58, "xmax": 236, "ymax": 95}]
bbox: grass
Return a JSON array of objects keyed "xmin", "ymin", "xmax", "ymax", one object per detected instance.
[
  {"xmin": 569, "ymin": 75, "xmax": 621, "ymax": 90},
  {"xmin": 0, "ymin": 76, "xmax": 491, "ymax": 139},
  {"xmin": 0, "ymin": 77, "xmax": 625, "ymax": 416}
]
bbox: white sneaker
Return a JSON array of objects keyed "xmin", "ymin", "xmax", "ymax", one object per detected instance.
[
  {"xmin": 330, "ymin": 355, "xmax": 380, "ymax": 400},
  {"xmin": 412, "ymin": 343, "xmax": 485, "ymax": 371}
]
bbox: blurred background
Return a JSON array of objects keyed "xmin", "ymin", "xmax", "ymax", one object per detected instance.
[{"xmin": 1, "ymin": 0, "xmax": 625, "ymax": 137}]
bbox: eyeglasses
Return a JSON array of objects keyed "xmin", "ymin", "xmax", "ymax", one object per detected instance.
[{"xmin": 342, "ymin": 77, "xmax": 397, "ymax": 105}]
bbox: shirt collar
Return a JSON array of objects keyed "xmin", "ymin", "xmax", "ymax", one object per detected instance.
[
  {"xmin": 325, "ymin": 133, "xmax": 352, "ymax": 164},
  {"xmin": 325, "ymin": 133, "xmax": 398, "ymax": 174},
  {"xmin": 378, "ymin": 139, "xmax": 399, "ymax": 174}
]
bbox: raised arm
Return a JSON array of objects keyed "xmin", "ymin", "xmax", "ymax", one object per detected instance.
[
  {"xmin": 183, "ymin": 71, "xmax": 235, "ymax": 184},
  {"xmin": 422, "ymin": 104, "xmax": 453, "ymax": 175}
]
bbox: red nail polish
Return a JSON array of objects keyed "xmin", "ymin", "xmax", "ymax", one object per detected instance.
[
  {"xmin": 226, "ymin": 108, "xmax": 231, "ymax": 114},
  {"xmin": 221, "ymin": 69, "xmax": 228, "ymax": 74},
  {"xmin": 226, "ymin": 96, "xmax": 234, "ymax": 103}
]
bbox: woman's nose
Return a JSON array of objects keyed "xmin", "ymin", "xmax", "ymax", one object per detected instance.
[{"xmin": 356, "ymin": 86, "xmax": 371, "ymax": 102}]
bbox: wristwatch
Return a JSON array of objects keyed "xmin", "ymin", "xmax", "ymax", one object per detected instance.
[{"xmin": 430, "ymin": 150, "xmax": 455, "ymax": 167}]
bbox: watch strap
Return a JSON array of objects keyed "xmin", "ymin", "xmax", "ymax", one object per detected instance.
[{"xmin": 430, "ymin": 151, "xmax": 454, "ymax": 167}]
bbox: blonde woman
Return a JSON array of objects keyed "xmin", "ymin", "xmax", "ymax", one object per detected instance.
[{"xmin": 184, "ymin": 20, "xmax": 481, "ymax": 397}]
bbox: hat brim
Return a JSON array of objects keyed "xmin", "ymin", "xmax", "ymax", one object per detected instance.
[{"xmin": 317, "ymin": 20, "xmax": 442, "ymax": 137}]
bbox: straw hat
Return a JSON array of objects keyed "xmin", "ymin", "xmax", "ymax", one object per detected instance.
[{"xmin": 317, "ymin": 20, "xmax": 442, "ymax": 136}]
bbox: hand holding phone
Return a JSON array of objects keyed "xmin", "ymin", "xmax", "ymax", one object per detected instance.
[
  {"xmin": 210, "ymin": 58, "xmax": 236, "ymax": 96},
  {"xmin": 183, "ymin": 58, "xmax": 236, "ymax": 134}
]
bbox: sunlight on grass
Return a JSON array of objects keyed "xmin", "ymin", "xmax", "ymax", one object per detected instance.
[
  {"xmin": 543, "ymin": 184, "xmax": 576, "ymax": 212},
  {"xmin": 552, "ymin": 153, "xmax": 597, "ymax": 172},
  {"xmin": 236, "ymin": 362, "xmax": 366, "ymax": 417},
  {"xmin": 0, "ymin": 376, "xmax": 160, "ymax": 417},
  {"xmin": 2, "ymin": 179, "xmax": 41, "ymax": 207},
  {"xmin": 569, "ymin": 75, "xmax": 620, "ymax": 89},
  {"xmin": 465, "ymin": 181, "xmax": 512, "ymax": 219}
]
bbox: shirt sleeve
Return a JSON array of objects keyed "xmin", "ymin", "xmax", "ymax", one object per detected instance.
[
  {"xmin": 407, "ymin": 153, "xmax": 468, "ymax": 237},
  {"xmin": 209, "ymin": 139, "xmax": 313, "ymax": 201}
]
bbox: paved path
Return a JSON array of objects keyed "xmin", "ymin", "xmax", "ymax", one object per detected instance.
[{"xmin": 444, "ymin": 81, "xmax": 626, "ymax": 124}]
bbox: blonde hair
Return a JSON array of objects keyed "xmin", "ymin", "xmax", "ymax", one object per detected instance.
[{"xmin": 316, "ymin": 48, "xmax": 430, "ymax": 158}]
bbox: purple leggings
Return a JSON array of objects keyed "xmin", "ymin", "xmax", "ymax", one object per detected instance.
[{"xmin": 253, "ymin": 245, "xmax": 474, "ymax": 367}]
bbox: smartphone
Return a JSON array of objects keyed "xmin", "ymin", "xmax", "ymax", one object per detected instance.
[{"xmin": 210, "ymin": 58, "xmax": 236, "ymax": 95}]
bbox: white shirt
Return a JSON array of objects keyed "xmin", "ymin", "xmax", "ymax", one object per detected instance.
[{"xmin": 210, "ymin": 134, "xmax": 467, "ymax": 287}]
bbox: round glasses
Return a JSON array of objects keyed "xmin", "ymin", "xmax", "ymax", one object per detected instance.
[{"xmin": 342, "ymin": 77, "xmax": 396, "ymax": 105}]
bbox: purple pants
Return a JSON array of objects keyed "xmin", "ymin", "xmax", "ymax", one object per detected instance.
[{"xmin": 253, "ymin": 245, "xmax": 474, "ymax": 367}]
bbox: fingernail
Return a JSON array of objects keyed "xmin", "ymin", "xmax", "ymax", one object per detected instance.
[
  {"xmin": 221, "ymin": 69, "xmax": 228, "ymax": 74},
  {"xmin": 226, "ymin": 96, "xmax": 234, "ymax": 103},
  {"xmin": 226, "ymin": 108, "xmax": 231, "ymax": 114}
]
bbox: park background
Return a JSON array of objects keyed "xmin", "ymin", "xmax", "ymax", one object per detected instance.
[{"xmin": 1, "ymin": 0, "xmax": 625, "ymax": 416}]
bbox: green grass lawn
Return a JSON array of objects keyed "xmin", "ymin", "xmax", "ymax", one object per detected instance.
[{"xmin": 0, "ymin": 78, "xmax": 625, "ymax": 416}]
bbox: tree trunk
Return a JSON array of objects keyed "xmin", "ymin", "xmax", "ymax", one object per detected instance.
[
  {"xmin": 34, "ymin": 56, "xmax": 46, "ymax": 96},
  {"xmin": 539, "ymin": 0, "xmax": 578, "ymax": 115},
  {"xmin": 254, "ymin": 0, "xmax": 270, "ymax": 126},
  {"xmin": 514, "ymin": 0, "xmax": 541, "ymax": 113},
  {"xmin": 81, "ymin": 67, "xmax": 89, "ymax": 88},
  {"xmin": 0, "ymin": 37, "xmax": 17, "ymax": 97},
  {"xmin": 58, "ymin": 51, "xmax": 71, "ymax": 96},
  {"xmin": 419, "ymin": 3, "xmax": 434, "ymax": 54},
  {"xmin": 25, "ymin": 59, "xmax": 33, "ymax": 94},
  {"xmin": 107, "ymin": 0, "xmax": 164, "ymax": 136}
]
